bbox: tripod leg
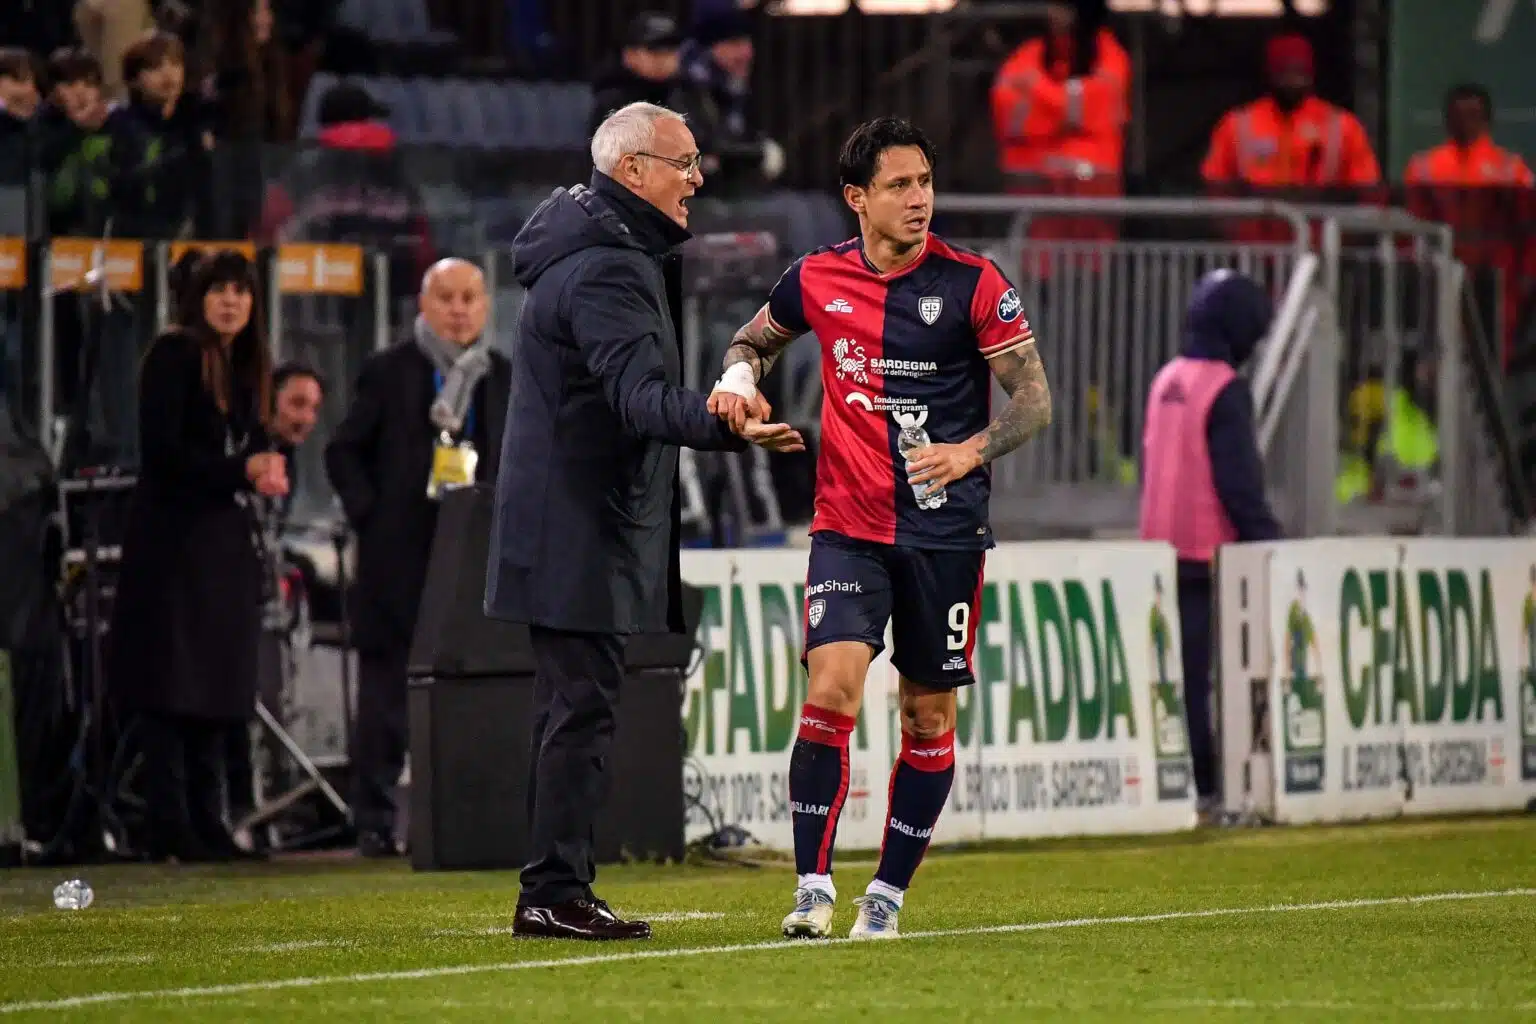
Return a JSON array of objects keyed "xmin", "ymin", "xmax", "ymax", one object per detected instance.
[{"xmin": 255, "ymin": 702, "xmax": 351, "ymax": 820}]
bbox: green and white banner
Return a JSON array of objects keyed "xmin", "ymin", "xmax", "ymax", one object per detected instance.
[
  {"xmin": 679, "ymin": 542, "xmax": 1196, "ymax": 850},
  {"xmin": 1218, "ymin": 538, "xmax": 1536, "ymax": 824}
]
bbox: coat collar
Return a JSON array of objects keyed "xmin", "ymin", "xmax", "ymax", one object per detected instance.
[{"xmin": 590, "ymin": 170, "xmax": 692, "ymax": 254}]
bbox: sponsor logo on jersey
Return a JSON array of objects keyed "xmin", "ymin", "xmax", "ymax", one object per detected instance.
[
  {"xmin": 832, "ymin": 337, "xmax": 869, "ymax": 384},
  {"xmin": 806, "ymin": 579, "xmax": 863, "ymax": 596},
  {"xmin": 807, "ymin": 598, "xmax": 826, "ymax": 628},
  {"xmin": 944, "ymin": 656, "xmax": 968, "ymax": 671},
  {"xmin": 842, "ymin": 392, "xmax": 932, "ymax": 429},
  {"xmin": 824, "ymin": 298, "xmax": 854, "ymax": 313},
  {"xmin": 869, "ymin": 357, "xmax": 937, "ymax": 378},
  {"xmin": 843, "ymin": 392, "xmax": 930, "ymax": 429},
  {"xmin": 843, "ymin": 391, "xmax": 923, "ymax": 413},
  {"xmin": 919, "ymin": 295, "xmax": 943, "ymax": 325},
  {"xmin": 997, "ymin": 287, "xmax": 1023, "ymax": 323}
]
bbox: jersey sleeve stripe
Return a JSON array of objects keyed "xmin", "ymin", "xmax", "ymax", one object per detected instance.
[
  {"xmin": 980, "ymin": 332, "xmax": 1035, "ymax": 359},
  {"xmin": 766, "ymin": 309, "xmax": 794, "ymax": 336}
]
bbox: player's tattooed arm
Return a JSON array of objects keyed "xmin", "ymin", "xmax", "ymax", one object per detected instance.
[
  {"xmin": 722, "ymin": 303, "xmax": 801, "ymax": 383},
  {"xmin": 711, "ymin": 303, "xmax": 805, "ymax": 432},
  {"xmin": 974, "ymin": 343, "xmax": 1052, "ymax": 464}
]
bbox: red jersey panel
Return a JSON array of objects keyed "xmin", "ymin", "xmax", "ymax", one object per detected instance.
[{"xmin": 768, "ymin": 234, "xmax": 1033, "ymax": 550}]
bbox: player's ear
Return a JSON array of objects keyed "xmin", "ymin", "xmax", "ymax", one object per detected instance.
[{"xmin": 843, "ymin": 183, "xmax": 865, "ymax": 216}]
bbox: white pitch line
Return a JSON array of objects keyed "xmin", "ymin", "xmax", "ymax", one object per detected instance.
[
  {"xmin": 2, "ymin": 888, "xmax": 1530, "ymax": 1016},
  {"xmin": 233, "ymin": 941, "xmax": 354, "ymax": 954},
  {"xmin": 1163, "ymin": 999, "xmax": 1514, "ymax": 1013},
  {"xmin": 30, "ymin": 954, "xmax": 159, "ymax": 969}
]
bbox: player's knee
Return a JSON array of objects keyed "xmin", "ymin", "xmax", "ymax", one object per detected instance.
[
  {"xmin": 808, "ymin": 671, "xmax": 863, "ymax": 715},
  {"xmin": 899, "ymin": 695, "xmax": 954, "ymax": 740},
  {"xmin": 807, "ymin": 643, "xmax": 873, "ymax": 714}
]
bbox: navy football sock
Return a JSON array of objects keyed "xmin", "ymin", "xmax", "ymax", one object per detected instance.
[
  {"xmin": 789, "ymin": 703, "xmax": 856, "ymax": 880},
  {"xmin": 873, "ymin": 730, "xmax": 956, "ymax": 897}
]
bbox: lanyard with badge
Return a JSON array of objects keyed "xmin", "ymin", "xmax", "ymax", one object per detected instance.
[{"xmin": 426, "ymin": 369, "xmax": 479, "ymax": 500}]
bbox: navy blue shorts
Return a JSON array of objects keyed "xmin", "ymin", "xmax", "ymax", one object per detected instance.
[{"xmin": 802, "ymin": 530, "xmax": 985, "ymax": 689}]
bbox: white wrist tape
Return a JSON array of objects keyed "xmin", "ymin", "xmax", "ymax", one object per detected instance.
[{"xmin": 712, "ymin": 362, "xmax": 759, "ymax": 399}]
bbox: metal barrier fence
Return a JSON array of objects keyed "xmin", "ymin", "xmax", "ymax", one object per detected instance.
[
  {"xmin": 37, "ymin": 240, "xmax": 160, "ymax": 470},
  {"xmin": 20, "ymin": 241, "xmax": 410, "ymax": 529},
  {"xmin": 7, "ymin": 191, "xmax": 1526, "ymax": 545},
  {"xmin": 269, "ymin": 243, "xmax": 393, "ymax": 523},
  {"xmin": 932, "ymin": 195, "xmax": 1523, "ymax": 539}
]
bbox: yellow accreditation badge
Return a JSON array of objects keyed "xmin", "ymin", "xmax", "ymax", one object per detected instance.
[{"xmin": 427, "ymin": 431, "xmax": 479, "ymax": 500}]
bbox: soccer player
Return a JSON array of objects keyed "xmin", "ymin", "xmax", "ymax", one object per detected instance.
[{"xmin": 708, "ymin": 117, "xmax": 1052, "ymax": 939}]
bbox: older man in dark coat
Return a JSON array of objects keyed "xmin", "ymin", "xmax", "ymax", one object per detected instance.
[
  {"xmin": 486, "ymin": 101, "xmax": 800, "ymax": 941},
  {"xmin": 327, "ymin": 258, "xmax": 511, "ymax": 858}
]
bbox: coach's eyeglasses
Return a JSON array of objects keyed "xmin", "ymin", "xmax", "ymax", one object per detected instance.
[{"xmin": 636, "ymin": 151, "xmax": 703, "ymax": 176}]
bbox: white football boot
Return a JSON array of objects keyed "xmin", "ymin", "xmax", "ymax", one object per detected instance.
[
  {"xmin": 781, "ymin": 886, "xmax": 836, "ymax": 939},
  {"xmin": 848, "ymin": 894, "xmax": 901, "ymax": 939}
]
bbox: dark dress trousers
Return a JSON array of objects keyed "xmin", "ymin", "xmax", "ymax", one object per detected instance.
[
  {"xmin": 109, "ymin": 330, "xmax": 268, "ymax": 853},
  {"xmin": 487, "ymin": 172, "xmax": 744, "ymax": 905},
  {"xmin": 325, "ymin": 341, "xmax": 511, "ymax": 837}
]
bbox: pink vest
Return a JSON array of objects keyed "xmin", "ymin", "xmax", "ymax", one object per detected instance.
[{"xmin": 1139, "ymin": 357, "xmax": 1240, "ymax": 561}]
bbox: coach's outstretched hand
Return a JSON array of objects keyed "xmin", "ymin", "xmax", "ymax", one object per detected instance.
[
  {"xmin": 708, "ymin": 389, "xmax": 772, "ymax": 433},
  {"xmin": 739, "ymin": 418, "xmax": 805, "ymax": 453}
]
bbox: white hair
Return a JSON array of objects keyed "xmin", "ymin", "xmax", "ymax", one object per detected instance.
[{"xmin": 590, "ymin": 102, "xmax": 687, "ymax": 175}]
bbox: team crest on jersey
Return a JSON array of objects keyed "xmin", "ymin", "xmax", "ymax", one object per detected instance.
[
  {"xmin": 918, "ymin": 296, "xmax": 943, "ymax": 325},
  {"xmin": 808, "ymin": 599, "xmax": 826, "ymax": 629},
  {"xmin": 997, "ymin": 288, "xmax": 1023, "ymax": 323}
]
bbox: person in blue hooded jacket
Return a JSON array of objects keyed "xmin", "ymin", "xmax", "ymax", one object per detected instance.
[
  {"xmin": 1140, "ymin": 269, "xmax": 1281, "ymax": 815},
  {"xmin": 486, "ymin": 102, "xmax": 802, "ymax": 941}
]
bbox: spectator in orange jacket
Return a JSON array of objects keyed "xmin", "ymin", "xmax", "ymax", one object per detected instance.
[
  {"xmin": 1404, "ymin": 84, "xmax": 1535, "ymax": 366},
  {"xmin": 990, "ymin": 0, "xmax": 1128, "ymax": 187},
  {"xmin": 1405, "ymin": 84, "xmax": 1533, "ymax": 187},
  {"xmin": 1202, "ymin": 33, "xmax": 1379, "ymax": 191}
]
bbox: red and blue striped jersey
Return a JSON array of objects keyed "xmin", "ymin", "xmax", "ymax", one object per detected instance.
[{"xmin": 768, "ymin": 234, "xmax": 1034, "ymax": 551}]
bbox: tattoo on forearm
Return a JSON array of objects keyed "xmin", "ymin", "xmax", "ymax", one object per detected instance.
[
  {"xmin": 722, "ymin": 304, "xmax": 800, "ymax": 382},
  {"xmin": 974, "ymin": 344, "xmax": 1052, "ymax": 464}
]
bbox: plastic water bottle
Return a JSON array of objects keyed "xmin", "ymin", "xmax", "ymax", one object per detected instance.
[
  {"xmin": 897, "ymin": 422, "xmax": 947, "ymax": 510},
  {"xmin": 53, "ymin": 879, "xmax": 94, "ymax": 911}
]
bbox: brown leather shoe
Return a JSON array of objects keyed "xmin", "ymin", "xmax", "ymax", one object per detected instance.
[{"xmin": 513, "ymin": 898, "xmax": 652, "ymax": 941}]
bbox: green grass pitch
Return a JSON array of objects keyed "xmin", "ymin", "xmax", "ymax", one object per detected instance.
[{"xmin": 1, "ymin": 816, "xmax": 1533, "ymax": 1021}]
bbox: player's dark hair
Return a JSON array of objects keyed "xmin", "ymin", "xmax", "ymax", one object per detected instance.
[
  {"xmin": 838, "ymin": 117, "xmax": 935, "ymax": 189},
  {"xmin": 273, "ymin": 360, "xmax": 327, "ymax": 397},
  {"xmin": 1445, "ymin": 83, "xmax": 1492, "ymax": 120}
]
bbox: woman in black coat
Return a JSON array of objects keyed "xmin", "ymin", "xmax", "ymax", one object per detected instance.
[{"xmin": 109, "ymin": 250, "xmax": 288, "ymax": 862}]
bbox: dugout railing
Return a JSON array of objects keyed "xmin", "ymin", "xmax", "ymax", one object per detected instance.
[{"xmin": 930, "ymin": 194, "xmax": 1524, "ymax": 540}]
